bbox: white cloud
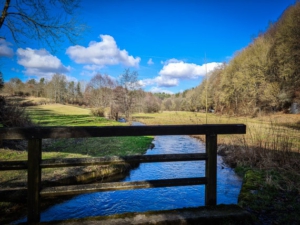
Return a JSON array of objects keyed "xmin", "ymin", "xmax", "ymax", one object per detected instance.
[
  {"xmin": 0, "ymin": 39, "xmax": 14, "ymax": 57},
  {"xmin": 162, "ymin": 58, "xmax": 181, "ymax": 65},
  {"xmin": 140, "ymin": 59, "xmax": 223, "ymax": 91},
  {"xmin": 83, "ymin": 64, "xmax": 103, "ymax": 71},
  {"xmin": 149, "ymin": 87, "xmax": 173, "ymax": 94},
  {"xmin": 159, "ymin": 60, "xmax": 222, "ymax": 79},
  {"xmin": 155, "ymin": 76, "xmax": 179, "ymax": 87},
  {"xmin": 17, "ymin": 48, "xmax": 70, "ymax": 77},
  {"xmin": 66, "ymin": 34, "xmax": 140, "ymax": 68},
  {"xmin": 147, "ymin": 58, "xmax": 154, "ymax": 65},
  {"xmin": 65, "ymin": 75, "xmax": 78, "ymax": 83},
  {"xmin": 140, "ymin": 76, "xmax": 179, "ymax": 88}
]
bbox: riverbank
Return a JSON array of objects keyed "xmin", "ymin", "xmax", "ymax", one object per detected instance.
[
  {"xmin": 132, "ymin": 111, "xmax": 300, "ymax": 224},
  {"xmin": 0, "ymin": 102, "xmax": 154, "ymax": 224}
]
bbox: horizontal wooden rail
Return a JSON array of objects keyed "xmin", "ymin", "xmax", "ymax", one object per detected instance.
[
  {"xmin": 0, "ymin": 160, "xmax": 27, "ymax": 170},
  {"xmin": 0, "ymin": 177, "xmax": 207, "ymax": 200},
  {"xmin": 0, "ymin": 153, "xmax": 207, "ymax": 170},
  {"xmin": 41, "ymin": 177, "xmax": 207, "ymax": 197},
  {"xmin": 0, "ymin": 124, "xmax": 246, "ymax": 139},
  {"xmin": 0, "ymin": 187, "xmax": 27, "ymax": 202},
  {"xmin": 41, "ymin": 153, "xmax": 207, "ymax": 168}
]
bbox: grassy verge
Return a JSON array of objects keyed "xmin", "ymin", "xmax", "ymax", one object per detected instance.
[
  {"xmin": 133, "ymin": 111, "xmax": 300, "ymax": 224},
  {"xmin": 238, "ymin": 168, "xmax": 300, "ymax": 224}
]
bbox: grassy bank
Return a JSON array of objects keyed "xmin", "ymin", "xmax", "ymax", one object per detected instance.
[
  {"xmin": 133, "ymin": 111, "xmax": 300, "ymax": 224},
  {"xmin": 0, "ymin": 102, "xmax": 153, "ymax": 224},
  {"xmin": 1, "ymin": 103, "xmax": 154, "ymax": 187}
]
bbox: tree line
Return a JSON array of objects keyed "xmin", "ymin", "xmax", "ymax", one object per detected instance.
[{"xmin": 1, "ymin": 69, "xmax": 162, "ymax": 119}]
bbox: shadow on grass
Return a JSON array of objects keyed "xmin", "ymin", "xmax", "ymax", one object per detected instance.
[
  {"xmin": 43, "ymin": 136, "xmax": 154, "ymax": 158},
  {"xmin": 281, "ymin": 120, "xmax": 300, "ymax": 130}
]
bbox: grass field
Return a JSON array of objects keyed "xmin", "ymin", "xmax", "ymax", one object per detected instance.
[
  {"xmin": 1, "ymin": 103, "xmax": 153, "ymax": 186},
  {"xmin": 26, "ymin": 104, "xmax": 118, "ymax": 126},
  {"xmin": 133, "ymin": 111, "xmax": 300, "ymax": 152},
  {"xmin": 133, "ymin": 111, "xmax": 300, "ymax": 224}
]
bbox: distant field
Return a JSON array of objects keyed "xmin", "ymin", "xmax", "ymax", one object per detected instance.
[
  {"xmin": 29, "ymin": 104, "xmax": 91, "ymax": 115},
  {"xmin": 133, "ymin": 111, "xmax": 300, "ymax": 125},
  {"xmin": 26, "ymin": 104, "xmax": 118, "ymax": 126},
  {"xmin": 133, "ymin": 111, "xmax": 300, "ymax": 152}
]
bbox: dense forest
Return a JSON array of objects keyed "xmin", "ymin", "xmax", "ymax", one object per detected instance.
[
  {"xmin": 181, "ymin": 2, "xmax": 300, "ymax": 115},
  {"xmin": 1, "ymin": 2, "xmax": 300, "ymax": 117}
]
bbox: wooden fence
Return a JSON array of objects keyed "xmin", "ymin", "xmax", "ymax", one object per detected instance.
[{"xmin": 0, "ymin": 124, "xmax": 246, "ymax": 224}]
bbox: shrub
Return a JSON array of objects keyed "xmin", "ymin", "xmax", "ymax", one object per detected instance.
[
  {"xmin": 0, "ymin": 96, "xmax": 34, "ymax": 127},
  {"xmin": 91, "ymin": 107, "xmax": 105, "ymax": 117}
]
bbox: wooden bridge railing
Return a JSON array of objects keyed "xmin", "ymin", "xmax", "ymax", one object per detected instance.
[{"xmin": 0, "ymin": 124, "xmax": 246, "ymax": 224}]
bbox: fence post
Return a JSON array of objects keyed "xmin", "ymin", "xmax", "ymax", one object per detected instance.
[
  {"xmin": 205, "ymin": 134, "xmax": 217, "ymax": 206},
  {"xmin": 27, "ymin": 138, "xmax": 42, "ymax": 224}
]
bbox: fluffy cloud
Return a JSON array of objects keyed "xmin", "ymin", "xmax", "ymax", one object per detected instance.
[
  {"xmin": 0, "ymin": 40, "xmax": 14, "ymax": 57},
  {"xmin": 147, "ymin": 58, "xmax": 154, "ymax": 65},
  {"xmin": 17, "ymin": 48, "xmax": 70, "ymax": 77},
  {"xmin": 83, "ymin": 64, "xmax": 103, "ymax": 71},
  {"xmin": 66, "ymin": 34, "xmax": 140, "ymax": 68},
  {"xmin": 159, "ymin": 60, "xmax": 222, "ymax": 79},
  {"xmin": 141, "ymin": 59, "xmax": 223, "ymax": 90},
  {"xmin": 140, "ymin": 76, "xmax": 179, "ymax": 88},
  {"xmin": 155, "ymin": 76, "xmax": 178, "ymax": 87},
  {"xmin": 149, "ymin": 87, "xmax": 173, "ymax": 94}
]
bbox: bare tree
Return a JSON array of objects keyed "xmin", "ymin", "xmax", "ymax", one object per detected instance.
[
  {"xmin": 45, "ymin": 74, "xmax": 67, "ymax": 103},
  {"xmin": 115, "ymin": 69, "xmax": 141, "ymax": 119},
  {"xmin": 143, "ymin": 92, "xmax": 161, "ymax": 113},
  {"xmin": 0, "ymin": 0, "xmax": 86, "ymax": 49},
  {"xmin": 85, "ymin": 73, "xmax": 116, "ymax": 108}
]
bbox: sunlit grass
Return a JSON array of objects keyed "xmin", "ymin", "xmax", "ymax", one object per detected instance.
[
  {"xmin": 1, "ymin": 103, "xmax": 154, "ymax": 187},
  {"xmin": 133, "ymin": 111, "xmax": 300, "ymax": 152},
  {"xmin": 26, "ymin": 104, "xmax": 121, "ymax": 126}
]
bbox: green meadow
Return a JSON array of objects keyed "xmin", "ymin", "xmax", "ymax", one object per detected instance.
[{"xmin": 1, "ymin": 103, "xmax": 153, "ymax": 186}]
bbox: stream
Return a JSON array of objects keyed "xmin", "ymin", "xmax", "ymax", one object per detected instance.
[{"xmin": 16, "ymin": 122, "xmax": 243, "ymax": 223}]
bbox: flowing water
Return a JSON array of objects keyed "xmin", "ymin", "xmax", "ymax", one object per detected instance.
[{"xmin": 16, "ymin": 123, "xmax": 243, "ymax": 223}]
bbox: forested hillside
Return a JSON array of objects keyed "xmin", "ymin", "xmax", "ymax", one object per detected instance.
[{"xmin": 180, "ymin": 2, "xmax": 300, "ymax": 115}]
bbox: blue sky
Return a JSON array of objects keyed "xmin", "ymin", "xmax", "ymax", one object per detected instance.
[{"xmin": 0, "ymin": 0, "xmax": 296, "ymax": 94}]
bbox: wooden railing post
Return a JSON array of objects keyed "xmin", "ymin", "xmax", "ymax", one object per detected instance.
[
  {"xmin": 27, "ymin": 138, "xmax": 42, "ymax": 224},
  {"xmin": 205, "ymin": 134, "xmax": 217, "ymax": 206}
]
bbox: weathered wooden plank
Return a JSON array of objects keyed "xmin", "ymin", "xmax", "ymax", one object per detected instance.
[
  {"xmin": 41, "ymin": 153, "xmax": 208, "ymax": 168},
  {"xmin": 0, "ymin": 187, "xmax": 27, "ymax": 202},
  {"xmin": 205, "ymin": 134, "xmax": 218, "ymax": 206},
  {"xmin": 0, "ymin": 124, "xmax": 246, "ymax": 140},
  {"xmin": 0, "ymin": 160, "xmax": 27, "ymax": 170},
  {"xmin": 41, "ymin": 177, "xmax": 207, "ymax": 197},
  {"xmin": 27, "ymin": 139, "xmax": 42, "ymax": 224}
]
